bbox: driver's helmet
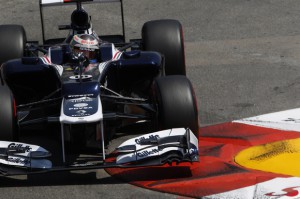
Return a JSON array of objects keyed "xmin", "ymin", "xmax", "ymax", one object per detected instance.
[{"xmin": 70, "ymin": 34, "xmax": 100, "ymax": 63}]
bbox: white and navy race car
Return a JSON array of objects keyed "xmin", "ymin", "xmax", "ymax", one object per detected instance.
[{"xmin": 0, "ymin": 0, "xmax": 199, "ymax": 175}]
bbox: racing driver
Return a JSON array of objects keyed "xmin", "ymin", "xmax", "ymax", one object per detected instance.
[{"xmin": 69, "ymin": 33, "xmax": 101, "ymax": 73}]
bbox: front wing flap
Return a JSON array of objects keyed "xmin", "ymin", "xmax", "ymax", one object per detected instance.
[
  {"xmin": 0, "ymin": 128, "xmax": 199, "ymax": 176},
  {"xmin": 116, "ymin": 128, "xmax": 199, "ymax": 165}
]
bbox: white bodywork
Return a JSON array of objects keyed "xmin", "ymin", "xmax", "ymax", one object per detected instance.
[
  {"xmin": 0, "ymin": 141, "xmax": 52, "ymax": 169},
  {"xmin": 117, "ymin": 128, "xmax": 199, "ymax": 164},
  {"xmin": 60, "ymin": 96, "xmax": 103, "ymax": 124},
  {"xmin": 0, "ymin": 128, "xmax": 198, "ymax": 170}
]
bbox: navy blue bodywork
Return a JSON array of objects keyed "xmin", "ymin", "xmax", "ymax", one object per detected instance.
[
  {"xmin": 2, "ymin": 58, "xmax": 61, "ymax": 104},
  {"xmin": 0, "ymin": 42, "xmax": 162, "ymax": 132},
  {"xmin": 1, "ymin": 45, "xmax": 162, "ymax": 105}
]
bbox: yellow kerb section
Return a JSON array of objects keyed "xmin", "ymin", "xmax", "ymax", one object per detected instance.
[{"xmin": 235, "ymin": 138, "xmax": 300, "ymax": 177}]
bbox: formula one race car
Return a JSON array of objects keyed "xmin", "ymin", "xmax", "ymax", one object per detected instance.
[{"xmin": 0, "ymin": 0, "xmax": 199, "ymax": 175}]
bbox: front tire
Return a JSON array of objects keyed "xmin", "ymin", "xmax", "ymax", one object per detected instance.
[
  {"xmin": 0, "ymin": 25, "xmax": 27, "ymax": 65},
  {"xmin": 142, "ymin": 20, "xmax": 186, "ymax": 76},
  {"xmin": 0, "ymin": 84, "xmax": 18, "ymax": 141},
  {"xmin": 152, "ymin": 76, "xmax": 199, "ymax": 136}
]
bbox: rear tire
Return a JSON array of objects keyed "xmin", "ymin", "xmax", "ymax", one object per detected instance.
[
  {"xmin": 152, "ymin": 75, "xmax": 199, "ymax": 136},
  {"xmin": 142, "ymin": 20, "xmax": 186, "ymax": 76},
  {"xmin": 0, "ymin": 25, "xmax": 27, "ymax": 65},
  {"xmin": 0, "ymin": 84, "xmax": 18, "ymax": 141}
]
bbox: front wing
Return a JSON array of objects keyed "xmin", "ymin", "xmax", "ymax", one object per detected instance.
[{"xmin": 0, "ymin": 128, "xmax": 198, "ymax": 176}]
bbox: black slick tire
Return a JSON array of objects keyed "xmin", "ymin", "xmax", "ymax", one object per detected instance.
[
  {"xmin": 0, "ymin": 25, "xmax": 27, "ymax": 65},
  {"xmin": 0, "ymin": 84, "xmax": 18, "ymax": 141},
  {"xmin": 153, "ymin": 75, "xmax": 199, "ymax": 136},
  {"xmin": 142, "ymin": 19, "xmax": 186, "ymax": 76}
]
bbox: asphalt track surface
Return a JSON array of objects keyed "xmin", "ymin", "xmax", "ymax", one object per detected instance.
[{"xmin": 1, "ymin": 0, "xmax": 300, "ymax": 198}]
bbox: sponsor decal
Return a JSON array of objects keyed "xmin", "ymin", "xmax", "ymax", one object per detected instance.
[
  {"xmin": 64, "ymin": 97, "xmax": 98, "ymax": 117},
  {"xmin": 135, "ymin": 135, "xmax": 159, "ymax": 145},
  {"xmin": 8, "ymin": 143, "xmax": 32, "ymax": 153},
  {"xmin": 8, "ymin": 157, "xmax": 30, "ymax": 165},
  {"xmin": 68, "ymin": 94, "xmax": 94, "ymax": 98},
  {"xmin": 74, "ymin": 103, "xmax": 89, "ymax": 108},
  {"xmin": 74, "ymin": 35, "xmax": 98, "ymax": 45},
  {"xmin": 71, "ymin": 98, "xmax": 93, "ymax": 103},
  {"xmin": 137, "ymin": 148, "xmax": 160, "ymax": 158},
  {"xmin": 76, "ymin": 110, "xmax": 87, "ymax": 114},
  {"xmin": 69, "ymin": 75, "xmax": 92, "ymax": 80},
  {"xmin": 69, "ymin": 106, "xmax": 92, "ymax": 111},
  {"xmin": 72, "ymin": 110, "xmax": 90, "ymax": 117}
]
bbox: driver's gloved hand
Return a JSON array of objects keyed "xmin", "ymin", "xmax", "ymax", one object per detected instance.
[
  {"xmin": 69, "ymin": 52, "xmax": 90, "ymax": 68},
  {"xmin": 69, "ymin": 52, "xmax": 90, "ymax": 75}
]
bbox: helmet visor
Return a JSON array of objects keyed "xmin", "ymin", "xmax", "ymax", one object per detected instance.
[{"xmin": 74, "ymin": 46, "xmax": 97, "ymax": 60}]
